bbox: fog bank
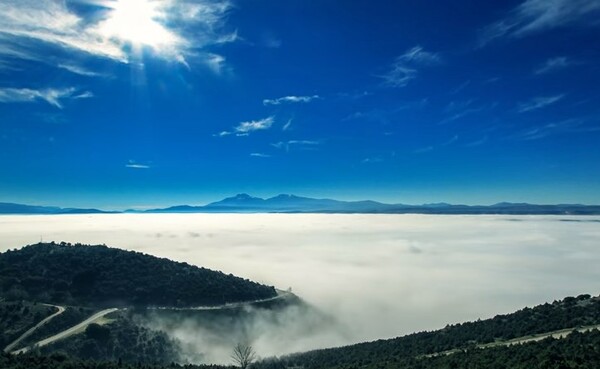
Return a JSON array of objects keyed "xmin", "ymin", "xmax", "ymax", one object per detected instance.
[{"xmin": 1, "ymin": 214, "xmax": 599, "ymax": 362}]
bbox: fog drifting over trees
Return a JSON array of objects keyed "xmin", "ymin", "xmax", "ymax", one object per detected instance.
[{"xmin": 1, "ymin": 214, "xmax": 599, "ymax": 362}]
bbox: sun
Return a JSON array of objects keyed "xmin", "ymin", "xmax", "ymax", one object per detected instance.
[{"xmin": 99, "ymin": 0, "xmax": 178, "ymax": 50}]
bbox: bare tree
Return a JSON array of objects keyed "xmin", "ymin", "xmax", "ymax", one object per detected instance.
[{"xmin": 231, "ymin": 342, "xmax": 256, "ymax": 369}]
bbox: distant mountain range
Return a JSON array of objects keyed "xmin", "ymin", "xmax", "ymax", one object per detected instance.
[
  {"xmin": 0, "ymin": 202, "xmax": 116, "ymax": 215},
  {"xmin": 3, "ymin": 194, "xmax": 598, "ymax": 215}
]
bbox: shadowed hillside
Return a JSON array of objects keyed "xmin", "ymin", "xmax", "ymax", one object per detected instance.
[{"xmin": 0, "ymin": 243, "xmax": 276, "ymax": 308}]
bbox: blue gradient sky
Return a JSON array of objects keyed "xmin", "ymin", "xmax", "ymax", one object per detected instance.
[{"xmin": 1, "ymin": 0, "xmax": 599, "ymax": 209}]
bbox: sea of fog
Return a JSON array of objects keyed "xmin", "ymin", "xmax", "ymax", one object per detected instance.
[{"xmin": 1, "ymin": 214, "xmax": 599, "ymax": 362}]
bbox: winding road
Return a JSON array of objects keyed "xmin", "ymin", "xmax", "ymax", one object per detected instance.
[
  {"xmin": 9, "ymin": 290, "xmax": 293, "ymax": 354},
  {"xmin": 150, "ymin": 289, "xmax": 293, "ymax": 311},
  {"xmin": 11, "ymin": 308, "xmax": 119, "ymax": 354},
  {"xmin": 3, "ymin": 304, "xmax": 65, "ymax": 353}
]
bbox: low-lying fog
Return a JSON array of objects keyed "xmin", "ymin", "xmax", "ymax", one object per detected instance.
[{"xmin": 1, "ymin": 214, "xmax": 599, "ymax": 363}]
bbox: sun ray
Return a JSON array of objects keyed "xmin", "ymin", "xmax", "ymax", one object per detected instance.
[{"xmin": 97, "ymin": 0, "xmax": 180, "ymax": 52}]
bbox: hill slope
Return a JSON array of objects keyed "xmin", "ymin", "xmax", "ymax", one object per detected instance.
[
  {"xmin": 267, "ymin": 294, "xmax": 600, "ymax": 369},
  {"xmin": 0, "ymin": 243, "xmax": 276, "ymax": 307}
]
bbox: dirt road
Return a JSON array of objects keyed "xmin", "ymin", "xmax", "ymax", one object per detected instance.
[{"xmin": 3, "ymin": 304, "xmax": 65, "ymax": 353}]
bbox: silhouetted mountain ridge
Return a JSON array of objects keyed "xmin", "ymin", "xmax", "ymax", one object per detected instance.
[
  {"xmin": 146, "ymin": 194, "xmax": 600, "ymax": 215},
  {"xmin": 2, "ymin": 196, "xmax": 600, "ymax": 215},
  {"xmin": 0, "ymin": 203, "xmax": 114, "ymax": 215}
]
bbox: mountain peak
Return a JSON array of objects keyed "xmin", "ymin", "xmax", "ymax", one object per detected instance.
[{"xmin": 270, "ymin": 194, "xmax": 301, "ymax": 200}]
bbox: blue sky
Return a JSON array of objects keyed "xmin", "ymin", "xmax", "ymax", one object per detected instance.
[{"xmin": 1, "ymin": 0, "xmax": 599, "ymax": 209}]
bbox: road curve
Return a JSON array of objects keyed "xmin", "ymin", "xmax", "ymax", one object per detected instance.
[
  {"xmin": 149, "ymin": 289, "xmax": 294, "ymax": 311},
  {"xmin": 11, "ymin": 290, "xmax": 292, "ymax": 354},
  {"xmin": 12, "ymin": 308, "xmax": 119, "ymax": 354},
  {"xmin": 3, "ymin": 304, "xmax": 65, "ymax": 353}
]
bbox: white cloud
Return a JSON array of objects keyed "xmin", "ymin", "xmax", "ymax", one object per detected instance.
[
  {"xmin": 234, "ymin": 116, "xmax": 274, "ymax": 133},
  {"xmin": 0, "ymin": 0, "xmax": 126, "ymax": 62},
  {"xmin": 439, "ymin": 100, "xmax": 493, "ymax": 125},
  {"xmin": 263, "ymin": 95, "xmax": 320, "ymax": 106},
  {"xmin": 282, "ymin": 118, "xmax": 293, "ymax": 131},
  {"xmin": 379, "ymin": 46, "xmax": 441, "ymax": 88},
  {"xmin": 513, "ymin": 118, "xmax": 600, "ymax": 140},
  {"xmin": 413, "ymin": 146, "xmax": 434, "ymax": 154},
  {"xmin": 288, "ymin": 140, "xmax": 319, "ymax": 145},
  {"xmin": 534, "ymin": 56, "xmax": 576, "ymax": 75},
  {"xmin": 271, "ymin": 140, "xmax": 320, "ymax": 152},
  {"xmin": 0, "ymin": 0, "xmax": 235, "ymax": 69},
  {"xmin": 465, "ymin": 136, "xmax": 488, "ymax": 147},
  {"xmin": 126, "ymin": 160, "xmax": 150, "ymax": 169},
  {"xmin": 0, "ymin": 87, "xmax": 90, "ymax": 108},
  {"xmin": 398, "ymin": 46, "xmax": 442, "ymax": 65},
  {"xmin": 250, "ymin": 153, "xmax": 271, "ymax": 158},
  {"xmin": 57, "ymin": 63, "xmax": 104, "ymax": 77},
  {"xmin": 214, "ymin": 131, "xmax": 232, "ymax": 137},
  {"xmin": 361, "ymin": 157, "xmax": 383, "ymax": 163},
  {"xmin": 205, "ymin": 53, "xmax": 226, "ymax": 74},
  {"xmin": 442, "ymin": 135, "xmax": 459, "ymax": 146},
  {"xmin": 481, "ymin": 0, "xmax": 600, "ymax": 45},
  {"xmin": 518, "ymin": 94, "xmax": 565, "ymax": 113},
  {"xmin": 73, "ymin": 91, "xmax": 94, "ymax": 99}
]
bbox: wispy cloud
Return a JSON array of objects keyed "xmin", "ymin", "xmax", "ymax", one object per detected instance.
[
  {"xmin": 125, "ymin": 160, "xmax": 151, "ymax": 169},
  {"xmin": 283, "ymin": 118, "xmax": 293, "ymax": 131},
  {"xmin": 263, "ymin": 95, "xmax": 320, "ymax": 106},
  {"xmin": 518, "ymin": 94, "xmax": 565, "ymax": 113},
  {"xmin": 250, "ymin": 153, "xmax": 271, "ymax": 158},
  {"xmin": 513, "ymin": 119, "xmax": 600, "ymax": 140},
  {"xmin": 480, "ymin": 0, "xmax": 600, "ymax": 45},
  {"xmin": 534, "ymin": 56, "xmax": 576, "ymax": 75},
  {"xmin": 73, "ymin": 91, "xmax": 94, "ymax": 99},
  {"xmin": 0, "ymin": 0, "xmax": 235, "ymax": 69},
  {"xmin": 216, "ymin": 116, "xmax": 275, "ymax": 137},
  {"xmin": 361, "ymin": 157, "xmax": 384, "ymax": 163},
  {"xmin": 465, "ymin": 136, "xmax": 488, "ymax": 147},
  {"xmin": 379, "ymin": 46, "xmax": 441, "ymax": 88},
  {"xmin": 413, "ymin": 146, "xmax": 434, "ymax": 154},
  {"xmin": 439, "ymin": 100, "xmax": 493, "ymax": 125},
  {"xmin": 0, "ymin": 87, "xmax": 91, "ymax": 108},
  {"xmin": 271, "ymin": 140, "xmax": 320, "ymax": 152},
  {"xmin": 442, "ymin": 135, "xmax": 459, "ymax": 146},
  {"xmin": 57, "ymin": 63, "xmax": 104, "ymax": 77},
  {"xmin": 235, "ymin": 116, "xmax": 274, "ymax": 133}
]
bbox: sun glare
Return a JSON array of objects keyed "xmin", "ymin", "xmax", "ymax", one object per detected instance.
[{"xmin": 100, "ymin": 0, "xmax": 178, "ymax": 50}]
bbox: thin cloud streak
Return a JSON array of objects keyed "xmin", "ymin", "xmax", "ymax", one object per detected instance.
[
  {"xmin": 0, "ymin": 87, "xmax": 90, "ymax": 108},
  {"xmin": 263, "ymin": 95, "xmax": 320, "ymax": 106},
  {"xmin": 379, "ymin": 46, "xmax": 441, "ymax": 88},
  {"xmin": 513, "ymin": 119, "xmax": 600, "ymax": 140},
  {"xmin": 518, "ymin": 94, "xmax": 565, "ymax": 113},
  {"xmin": 272, "ymin": 140, "xmax": 320, "ymax": 152},
  {"xmin": 534, "ymin": 56, "xmax": 576, "ymax": 75},
  {"xmin": 57, "ymin": 63, "xmax": 104, "ymax": 77},
  {"xmin": 480, "ymin": 0, "xmax": 600, "ymax": 45},
  {"xmin": 235, "ymin": 116, "xmax": 274, "ymax": 133},
  {"xmin": 215, "ymin": 116, "xmax": 276, "ymax": 137},
  {"xmin": 126, "ymin": 164, "xmax": 151, "ymax": 169}
]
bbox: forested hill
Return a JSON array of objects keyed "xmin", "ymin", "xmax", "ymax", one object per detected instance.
[
  {"xmin": 0, "ymin": 243, "xmax": 276, "ymax": 307},
  {"xmin": 269, "ymin": 294, "xmax": 600, "ymax": 369}
]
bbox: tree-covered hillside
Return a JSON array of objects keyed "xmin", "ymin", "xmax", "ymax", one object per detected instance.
[
  {"xmin": 0, "ymin": 301, "xmax": 56, "ymax": 350},
  {"xmin": 0, "ymin": 243, "xmax": 276, "ymax": 307},
  {"xmin": 266, "ymin": 294, "xmax": 600, "ymax": 369}
]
